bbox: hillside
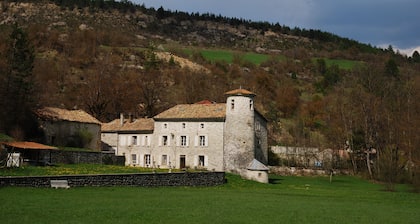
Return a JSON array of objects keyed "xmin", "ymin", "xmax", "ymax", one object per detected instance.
[{"xmin": 1, "ymin": 1, "xmax": 419, "ymax": 182}]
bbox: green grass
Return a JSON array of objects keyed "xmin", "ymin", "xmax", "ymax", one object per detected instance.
[
  {"xmin": 0, "ymin": 133, "xmax": 14, "ymax": 142},
  {"xmin": 315, "ymin": 58, "xmax": 362, "ymax": 70},
  {"xmin": 0, "ymin": 171, "xmax": 419, "ymax": 224},
  {"xmin": 201, "ymin": 49, "xmax": 235, "ymax": 63},
  {"xmin": 200, "ymin": 49, "xmax": 272, "ymax": 65},
  {"xmin": 0, "ymin": 164, "xmax": 171, "ymax": 176}
]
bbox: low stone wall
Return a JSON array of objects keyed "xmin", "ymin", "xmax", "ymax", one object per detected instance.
[{"xmin": 0, "ymin": 172, "xmax": 225, "ymax": 188}]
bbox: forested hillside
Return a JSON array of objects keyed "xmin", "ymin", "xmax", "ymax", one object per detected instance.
[{"xmin": 0, "ymin": 0, "xmax": 419, "ymax": 187}]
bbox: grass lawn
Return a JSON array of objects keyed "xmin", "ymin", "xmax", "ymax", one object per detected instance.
[{"xmin": 1, "ymin": 171, "xmax": 418, "ymax": 224}]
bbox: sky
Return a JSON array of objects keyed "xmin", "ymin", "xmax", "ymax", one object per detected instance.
[{"xmin": 132, "ymin": 0, "xmax": 420, "ymax": 56}]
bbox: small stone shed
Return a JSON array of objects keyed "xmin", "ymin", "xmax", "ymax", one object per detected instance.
[{"xmin": 36, "ymin": 107, "xmax": 101, "ymax": 150}]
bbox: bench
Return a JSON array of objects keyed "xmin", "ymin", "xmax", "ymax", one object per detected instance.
[{"xmin": 50, "ymin": 180, "xmax": 70, "ymax": 189}]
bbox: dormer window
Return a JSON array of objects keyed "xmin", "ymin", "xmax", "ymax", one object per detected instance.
[{"xmin": 231, "ymin": 99, "xmax": 235, "ymax": 110}]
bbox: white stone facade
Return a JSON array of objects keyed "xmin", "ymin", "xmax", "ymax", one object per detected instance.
[{"xmin": 101, "ymin": 89, "xmax": 268, "ymax": 176}]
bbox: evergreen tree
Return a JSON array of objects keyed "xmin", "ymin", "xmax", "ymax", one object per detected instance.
[{"xmin": 0, "ymin": 24, "xmax": 37, "ymax": 139}]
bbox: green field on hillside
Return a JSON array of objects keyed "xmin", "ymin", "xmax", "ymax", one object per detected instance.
[
  {"xmin": 1, "ymin": 172, "xmax": 418, "ymax": 224},
  {"xmin": 315, "ymin": 58, "xmax": 362, "ymax": 70},
  {"xmin": 196, "ymin": 48, "xmax": 360, "ymax": 69}
]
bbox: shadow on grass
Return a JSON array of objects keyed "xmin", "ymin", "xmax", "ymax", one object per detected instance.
[{"xmin": 269, "ymin": 176, "xmax": 284, "ymax": 184}]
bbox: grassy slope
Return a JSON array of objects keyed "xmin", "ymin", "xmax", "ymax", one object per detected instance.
[
  {"xmin": 0, "ymin": 173, "xmax": 418, "ymax": 224},
  {"xmin": 174, "ymin": 46, "xmax": 360, "ymax": 69}
]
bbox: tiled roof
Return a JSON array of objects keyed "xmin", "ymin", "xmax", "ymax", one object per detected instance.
[
  {"xmin": 102, "ymin": 118, "xmax": 154, "ymax": 133},
  {"xmin": 2, "ymin": 141, "xmax": 57, "ymax": 150},
  {"xmin": 36, "ymin": 107, "xmax": 101, "ymax": 124},
  {"xmin": 225, "ymin": 88, "xmax": 256, "ymax": 96},
  {"xmin": 154, "ymin": 103, "xmax": 226, "ymax": 121}
]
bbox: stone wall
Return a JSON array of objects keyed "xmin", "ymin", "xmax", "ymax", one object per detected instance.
[
  {"xmin": 39, "ymin": 151, "xmax": 125, "ymax": 165},
  {"xmin": 0, "ymin": 172, "xmax": 225, "ymax": 187}
]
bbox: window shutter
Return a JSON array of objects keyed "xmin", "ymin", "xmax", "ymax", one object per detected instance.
[
  {"xmin": 186, "ymin": 136, "xmax": 190, "ymax": 146},
  {"xmin": 194, "ymin": 135, "xmax": 198, "ymax": 147}
]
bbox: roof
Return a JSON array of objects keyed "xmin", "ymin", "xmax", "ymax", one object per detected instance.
[
  {"xmin": 36, "ymin": 107, "xmax": 101, "ymax": 125},
  {"xmin": 2, "ymin": 141, "xmax": 57, "ymax": 150},
  {"xmin": 154, "ymin": 103, "xmax": 226, "ymax": 121},
  {"xmin": 247, "ymin": 159, "xmax": 269, "ymax": 171},
  {"xmin": 225, "ymin": 88, "xmax": 256, "ymax": 97},
  {"xmin": 102, "ymin": 118, "xmax": 154, "ymax": 133}
]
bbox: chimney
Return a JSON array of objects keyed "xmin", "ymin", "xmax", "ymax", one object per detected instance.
[
  {"xmin": 128, "ymin": 113, "xmax": 133, "ymax": 123},
  {"xmin": 120, "ymin": 113, "xmax": 124, "ymax": 126}
]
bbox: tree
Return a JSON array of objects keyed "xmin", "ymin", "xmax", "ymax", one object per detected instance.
[
  {"xmin": 384, "ymin": 58, "xmax": 399, "ymax": 79},
  {"xmin": 0, "ymin": 24, "xmax": 37, "ymax": 139},
  {"xmin": 411, "ymin": 50, "xmax": 420, "ymax": 63}
]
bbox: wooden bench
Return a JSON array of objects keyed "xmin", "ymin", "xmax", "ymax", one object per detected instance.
[{"xmin": 50, "ymin": 180, "xmax": 70, "ymax": 189}]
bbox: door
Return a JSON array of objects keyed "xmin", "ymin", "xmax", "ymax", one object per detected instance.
[{"xmin": 180, "ymin": 155, "xmax": 186, "ymax": 169}]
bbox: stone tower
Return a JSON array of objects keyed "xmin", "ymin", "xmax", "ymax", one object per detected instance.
[{"xmin": 223, "ymin": 88, "xmax": 256, "ymax": 173}]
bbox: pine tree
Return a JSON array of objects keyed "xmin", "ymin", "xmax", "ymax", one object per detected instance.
[{"xmin": 0, "ymin": 24, "xmax": 36, "ymax": 139}]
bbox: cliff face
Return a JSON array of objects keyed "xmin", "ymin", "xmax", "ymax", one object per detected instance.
[{"xmin": 0, "ymin": 1, "xmax": 312, "ymax": 52}]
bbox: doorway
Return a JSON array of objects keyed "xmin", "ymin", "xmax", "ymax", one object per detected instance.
[{"xmin": 180, "ymin": 155, "xmax": 186, "ymax": 169}]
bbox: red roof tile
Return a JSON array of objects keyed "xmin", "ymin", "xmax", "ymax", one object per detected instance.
[{"xmin": 2, "ymin": 141, "xmax": 57, "ymax": 150}]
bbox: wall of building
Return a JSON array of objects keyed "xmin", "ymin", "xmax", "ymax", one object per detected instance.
[
  {"xmin": 116, "ymin": 133, "xmax": 152, "ymax": 166},
  {"xmin": 41, "ymin": 121, "xmax": 101, "ymax": 151},
  {"xmin": 224, "ymin": 95, "xmax": 255, "ymax": 173},
  {"xmin": 254, "ymin": 112, "xmax": 268, "ymax": 164},
  {"xmin": 0, "ymin": 172, "xmax": 225, "ymax": 187},
  {"xmin": 101, "ymin": 132, "xmax": 118, "ymax": 152},
  {"xmin": 152, "ymin": 120, "xmax": 225, "ymax": 171}
]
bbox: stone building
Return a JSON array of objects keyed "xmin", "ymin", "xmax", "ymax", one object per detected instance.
[
  {"xmin": 102, "ymin": 89, "xmax": 269, "ymax": 182},
  {"xmin": 36, "ymin": 107, "xmax": 101, "ymax": 151}
]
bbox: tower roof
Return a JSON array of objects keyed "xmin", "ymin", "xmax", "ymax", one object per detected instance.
[
  {"xmin": 247, "ymin": 159, "xmax": 269, "ymax": 171},
  {"xmin": 225, "ymin": 88, "xmax": 256, "ymax": 97}
]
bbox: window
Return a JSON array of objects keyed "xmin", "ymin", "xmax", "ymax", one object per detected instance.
[
  {"xmin": 144, "ymin": 135, "xmax": 149, "ymax": 146},
  {"xmin": 181, "ymin": 135, "xmax": 187, "ymax": 146},
  {"xmin": 144, "ymin": 154, "xmax": 151, "ymax": 166},
  {"xmin": 131, "ymin": 136, "xmax": 137, "ymax": 145},
  {"xmin": 182, "ymin": 123, "xmax": 186, "ymax": 128},
  {"xmin": 161, "ymin": 155, "xmax": 168, "ymax": 166},
  {"xmin": 198, "ymin": 155, "xmax": 205, "ymax": 167},
  {"xmin": 200, "ymin": 123, "xmax": 204, "ymax": 129},
  {"xmin": 163, "ymin": 123, "xmax": 168, "ymax": 129},
  {"xmin": 231, "ymin": 99, "xmax": 235, "ymax": 110},
  {"xmin": 250, "ymin": 99, "xmax": 254, "ymax": 110},
  {"xmin": 199, "ymin": 135, "xmax": 206, "ymax": 146},
  {"xmin": 131, "ymin": 154, "xmax": 137, "ymax": 164},
  {"xmin": 162, "ymin": 135, "xmax": 168, "ymax": 146}
]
